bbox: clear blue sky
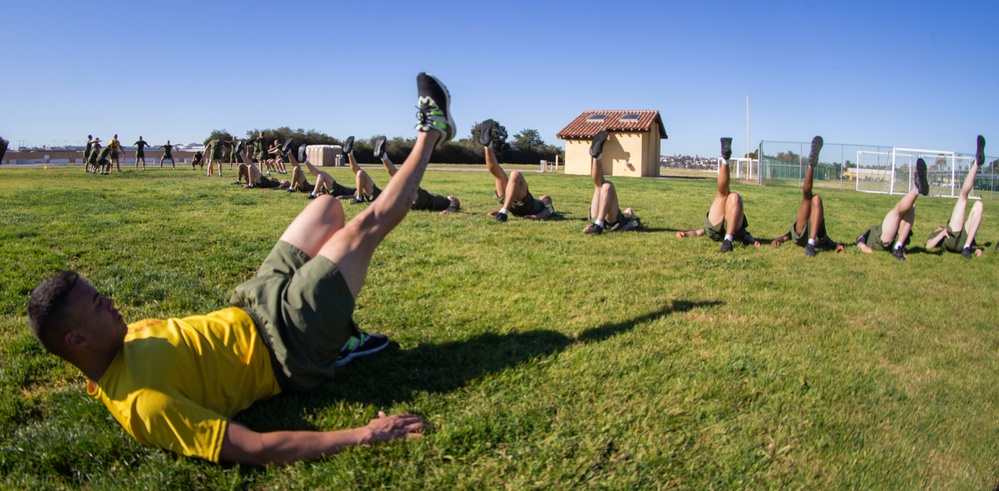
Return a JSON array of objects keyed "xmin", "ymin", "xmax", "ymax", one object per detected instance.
[{"xmin": 2, "ymin": 0, "xmax": 996, "ymax": 158}]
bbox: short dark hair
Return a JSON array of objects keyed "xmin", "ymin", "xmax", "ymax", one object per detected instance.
[{"xmin": 27, "ymin": 271, "xmax": 80, "ymax": 357}]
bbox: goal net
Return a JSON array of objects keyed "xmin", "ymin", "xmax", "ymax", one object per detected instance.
[{"xmin": 851, "ymin": 147, "xmax": 973, "ymax": 197}]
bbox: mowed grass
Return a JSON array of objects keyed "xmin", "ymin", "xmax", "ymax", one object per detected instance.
[{"xmin": 1, "ymin": 165, "xmax": 998, "ymax": 490}]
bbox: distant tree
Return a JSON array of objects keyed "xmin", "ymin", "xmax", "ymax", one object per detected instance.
[
  {"xmin": 744, "ymin": 150, "xmax": 758, "ymax": 159},
  {"xmin": 471, "ymin": 119, "xmax": 509, "ymax": 160},
  {"xmin": 0, "ymin": 135, "xmax": 8, "ymax": 164},
  {"xmin": 775, "ymin": 150, "xmax": 800, "ymax": 165},
  {"xmin": 933, "ymin": 154, "xmax": 948, "ymax": 172},
  {"xmin": 512, "ymin": 129, "xmax": 545, "ymax": 153},
  {"xmin": 203, "ymin": 129, "xmax": 233, "ymax": 145}
]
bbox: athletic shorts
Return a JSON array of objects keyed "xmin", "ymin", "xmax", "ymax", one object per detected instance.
[
  {"xmin": 861, "ymin": 224, "xmax": 908, "ymax": 252},
  {"xmin": 109, "ymin": 151, "xmax": 119, "ymax": 159},
  {"xmin": 412, "ymin": 187, "xmax": 450, "ymax": 211},
  {"xmin": 942, "ymin": 225, "xmax": 971, "ymax": 253},
  {"xmin": 789, "ymin": 220, "xmax": 827, "ymax": 247},
  {"xmin": 326, "ymin": 181, "xmax": 356, "ymax": 197},
  {"xmin": 495, "ymin": 191, "xmax": 547, "ymax": 217},
  {"xmin": 366, "ymin": 184, "xmax": 382, "ymax": 202},
  {"xmin": 136, "ymin": 151, "xmax": 145, "ymax": 159},
  {"xmin": 257, "ymin": 176, "xmax": 282, "ymax": 189},
  {"xmin": 702, "ymin": 213, "xmax": 750, "ymax": 242},
  {"xmin": 229, "ymin": 241, "xmax": 358, "ymax": 391}
]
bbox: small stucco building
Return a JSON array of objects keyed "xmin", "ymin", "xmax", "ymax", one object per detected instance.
[{"xmin": 556, "ymin": 110, "xmax": 667, "ymax": 177}]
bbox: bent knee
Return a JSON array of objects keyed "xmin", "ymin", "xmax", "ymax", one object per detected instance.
[{"xmin": 726, "ymin": 192, "xmax": 742, "ymax": 206}]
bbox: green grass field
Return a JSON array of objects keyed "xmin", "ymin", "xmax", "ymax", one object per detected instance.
[{"xmin": 1, "ymin": 165, "xmax": 997, "ymax": 490}]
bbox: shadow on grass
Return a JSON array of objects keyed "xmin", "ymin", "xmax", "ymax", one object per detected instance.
[{"xmin": 238, "ymin": 299, "xmax": 723, "ymax": 431}]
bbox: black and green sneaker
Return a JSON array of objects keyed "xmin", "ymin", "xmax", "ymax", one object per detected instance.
[
  {"xmin": 373, "ymin": 136, "xmax": 387, "ymax": 160},
  {"xmin": 343, "ymin": 136, "xmax": 354, "ymax": 156},
  {"xmin": 336, "ymin": 330, "xmax": 390, "ymax": 367},
  {"xmin": 415, "ymin": 72, "xmax": 455, "ymax": 147}
]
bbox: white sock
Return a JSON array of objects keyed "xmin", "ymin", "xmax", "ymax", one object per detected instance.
[
  {"xmin": 594, "ymin": 219, "xmax": 605, "ymax": 228},
  {"xmin": 499, "ymin": 208, "xmax": 508, "ymax": 215},
  {"xmin": 724, "ymin": 234, "xmax": 734, "ymax": 242},
  {"xmin": 807, "ymin": 238, "xmax": 816, "ymax": 246},
  {"xmin": 894, "ymin": 241, "xmax": 903, "ymax": 250}
]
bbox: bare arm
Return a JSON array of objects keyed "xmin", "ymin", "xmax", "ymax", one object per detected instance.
[
  {"xmin": 820, "ymin": 236, "xmax": 846, "ymax": 253},
  {"xmin": 522, "ymin": 207, "xmax": 553, "ymax": 220},
  {"xmin": 925, "ymin": 227, "xmax": 948, "ymax": 248},
  {"xmin": 770, "ymin": 232, "xmax": 792, "ymax": 247},
  {"xmin": 219, "ymin": 412, "xmax": 427, "ymax": 466},
  {"xmin": 676, "ymin": 228, "xmax": 705, "ymax": 239}
]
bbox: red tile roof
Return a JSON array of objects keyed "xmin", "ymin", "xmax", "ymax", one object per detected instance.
[{"xmin": 556, "ymin": 110, "xmax": 668, "ymax": 140}]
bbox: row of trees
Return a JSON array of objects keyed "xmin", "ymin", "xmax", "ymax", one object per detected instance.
[{"xmin": 203, "ymin": 120, "xmax": 565, "ymax": 165}]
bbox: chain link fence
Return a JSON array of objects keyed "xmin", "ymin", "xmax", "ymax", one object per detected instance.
[{"xmin": 757, "ymin": 140, "xmax": 997, "ymax": 199}]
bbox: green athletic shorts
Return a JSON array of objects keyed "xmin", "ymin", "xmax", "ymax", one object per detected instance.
[
  {"xmin": 365, "ymin": 184, "xmax": 382, "ymax": 202},
  {"xmin": 325, "ymin": 181, "xmax": 356, "ymax": 197},
  {"xmin": 789, "ymin": 220, "xmax": 828, "ymax": 247},
  {"xmin": 412, "ymin": 187, "xmax": 450, "ymax": 211},
  {"xmin": 702, "ymin": 213, "xmax": 750, "ymax": 242},
  {"xmin": 257, "ymin": 176, "xmax": 282, "ymax": 189},
  {"xmin": 229, "ymin": 241, "xmax": 359, "ymax": 391},
  {"xmin": 942, "ymin": 225, "xmax": 970, "ymax": 253},
  {"xmin": 862, "ymin": 224, "xmax": 909, "ymax": 252},
  {"xmin": 495, "ymin": 191, "xmax": 547, "ymax": 216}
]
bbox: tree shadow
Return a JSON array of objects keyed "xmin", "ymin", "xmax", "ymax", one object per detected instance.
[{"xmin": 237, "ymin": 299, "xmax": 723, "ymax": 431}]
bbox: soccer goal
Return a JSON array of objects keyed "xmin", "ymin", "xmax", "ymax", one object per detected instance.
[
  {"xmin": 851, "ymin": 147, "xmax": 974, "ymax": 197},
  {"xmin": 715, "ymin": 157, "xmax": 758, "ymax": 180}
]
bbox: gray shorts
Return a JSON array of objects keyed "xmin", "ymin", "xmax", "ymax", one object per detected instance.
[{"xmin": 230, "ymin": 241, "xmax": 359, "ymax": 391}]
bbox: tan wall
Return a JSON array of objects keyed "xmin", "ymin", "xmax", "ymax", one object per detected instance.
[
  {"xmin": 564, "ymin": 140, "xmax": 591, "ymax": 176},
  {"xmin": 562, "ymin": 131, "xmax": 660, "ymax": 178}
]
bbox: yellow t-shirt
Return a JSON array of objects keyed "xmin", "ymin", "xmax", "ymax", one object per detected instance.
[{"xmin": 88, "ymin": 307, "xmax": 282, "ymax": 462}]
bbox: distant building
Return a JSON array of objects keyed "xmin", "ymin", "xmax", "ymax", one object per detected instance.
[{"xmin": 556, "ymin": 110, "xmax": 667, "ymax": 177}]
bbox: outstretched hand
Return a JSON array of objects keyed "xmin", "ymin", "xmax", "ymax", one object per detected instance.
[
  {"xmin": 364, "ymin": 412, "xmax": 430, "ymax": 443},
  {"xmin": 835, "ymin": 244, "xmax": 846, "ymax": 254}
]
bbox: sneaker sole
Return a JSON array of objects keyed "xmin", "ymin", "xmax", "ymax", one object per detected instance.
[{"xmin": 809, "ymin": 136, "xmax": 823, "ymax": 168}]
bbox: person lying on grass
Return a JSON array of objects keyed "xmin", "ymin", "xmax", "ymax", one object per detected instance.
[
  {"xmin": 26, "ymin": 73, "xmax": 455, "ymax": 465},
  {"xmin": 675, "ymin": 137, "xmax": 760, "ymax": 252},
  {"xmin": 479, "ymin": 120, "xmax": 554, "ymax": 222},
  {"xmin": 581, "ymin": 130, "xmax": 640, "ymax": 234},
  {"xmin": 856, "ymin": 157, "xmax": 929, "ymax": 261},
  {"xmin": 925, "ymin": 135, "xmax": 987, "ymax": 259},
  {"xmin": 371, "ymin": 135, "xmax": 460, "ymax": 215},
  {"xmin": 769, "ymin": 136, "xmax": 845, "ymax": 256}
]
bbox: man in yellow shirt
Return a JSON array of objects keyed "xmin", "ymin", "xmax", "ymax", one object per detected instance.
[{"xmin": 26, "ymin": 73, "xmax": 455, "ymax": 465}]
